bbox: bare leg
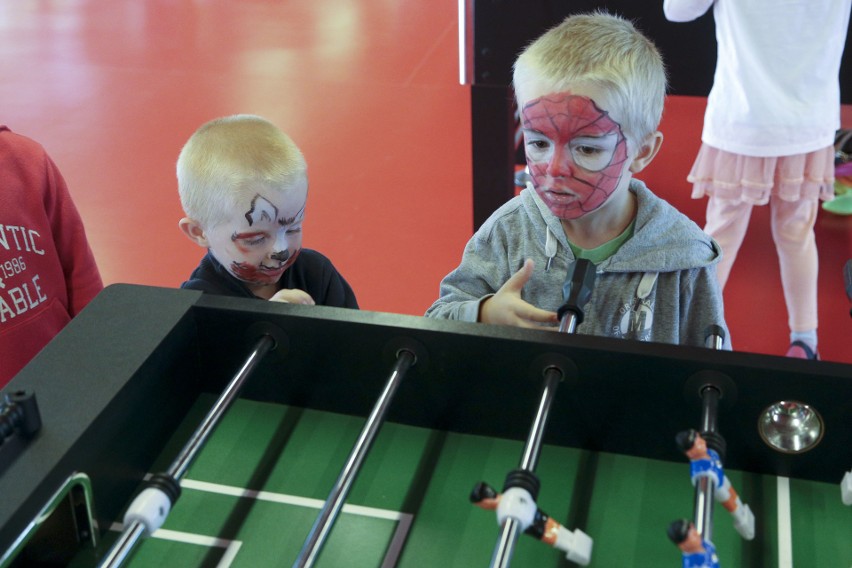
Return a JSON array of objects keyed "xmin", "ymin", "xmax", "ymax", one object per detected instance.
[
  {"xmin": 703, "ymin": 196, "xmax": 754, "ymax": 290},
  {"xmin": 770, "ymin": 197, "xmax": 819, "ymax": 334}
]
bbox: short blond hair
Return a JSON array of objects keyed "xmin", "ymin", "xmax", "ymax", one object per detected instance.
[
  {"xmin": 177, "ymin": 114, "xmax": 307, "ymax": 227},
  {"xmin": 513, "ymin": 12, "xmax": 667, "ymax": 146}
]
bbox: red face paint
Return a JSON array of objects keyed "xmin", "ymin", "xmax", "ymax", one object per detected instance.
[
  {"xmin": 231, "ymin": 232, "xmax": 267, "ymax": 254},
  {"xmin": 205, "ymin": 185, "xmax": 308, "ymax": 288},
  {"xmin": 230, "ymin": 249, "xmax": 300, "ymax": 284},
  {"xmin": 521, "ymin": 93, "xmax": 628, "ymax": 219}
]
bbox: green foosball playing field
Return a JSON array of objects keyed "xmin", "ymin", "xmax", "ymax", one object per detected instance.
[{"xmin": 83, "ymin": 396, "xmax": 850, "ymax": 567}]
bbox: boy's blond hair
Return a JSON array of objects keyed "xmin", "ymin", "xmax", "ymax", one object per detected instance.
[
  {"xmin": 513, "ymin": 12, "xmax": 667, "ymax": 147},
  {"xmin": 177, "ymin": 114, "xmax": 307, "ymax": 228}
]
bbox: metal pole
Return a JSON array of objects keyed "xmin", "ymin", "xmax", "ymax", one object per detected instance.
[
  {"xmin": 700, "ymin": 387, "xmax": 720, "ymax": 441},
  {"xmin": 519, "ymin": 368, "xmax": 562, "ymax": 471},
  {"xmin": 294, "ymin": 349, "xmax": 416, "ymax": 568},
  {"xmin": 693, "ymin": 385, "xmax": 720, "ymax": 541},
  {"xmin": 690, "ymin": 320, "xmax": 723, "ymax": 544},
  {"xmin": 99, "ymin": 334, "xmax": 275, "ymax": 568},
  {"xmin": 490, "ymin": 521, "xmax": 523, "ymax": 568},
  {"xmin": 489, "ymin": 366, "xmax": 562, "ymax": 568},
  {"xmin": 558, "ymin": 312, "xmax": 578, "ymax": 334},
  {"xmin": 693, "ymin": 475, "xmax": 714, "ymax": 541},
  {"xmin": 168, "ymin": 334, "xmax": 275, "ymax": 481},
  {"xmin": 457, "ymin": 0, "xmax": 473, "ymax": 85},
  {"xmin": 489, "ymin": 259, "xmax": 595, "ymax": 567}
]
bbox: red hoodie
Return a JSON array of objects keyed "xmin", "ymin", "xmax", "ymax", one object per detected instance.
[{"xmin": 0, "ymin": 126, "xmax": 103, "ymax": 387}]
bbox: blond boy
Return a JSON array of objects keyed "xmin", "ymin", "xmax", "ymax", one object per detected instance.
[
  {"xmin": 177, "ymin": 115, "xmax": 357, "ymax": 307},
  {"xmin": 427, "ymin": 13, "xmax": 728, "ymax": 347}
]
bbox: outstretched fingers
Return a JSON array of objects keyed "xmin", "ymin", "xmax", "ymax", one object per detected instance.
[
  {"xmin": 515, "ymin": 304, "xmax": 559, "ymax": 327},
  {"xmin": 501, "ymin": 258, "xmax": 535, "ymax": 293},
  {"xmin": 480, "ymin": 259, "xmax": 558, "ymax": 327}
]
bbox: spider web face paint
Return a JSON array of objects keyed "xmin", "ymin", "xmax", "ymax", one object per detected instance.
[{"xmin": 521, "ymin": 93, "xmax": 629, "ymax": 220}]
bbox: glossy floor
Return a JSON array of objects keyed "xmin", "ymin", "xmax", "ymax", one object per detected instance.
[{"xmin": 1, "ymin": 1, "xmax": 849, "ymax": 362}]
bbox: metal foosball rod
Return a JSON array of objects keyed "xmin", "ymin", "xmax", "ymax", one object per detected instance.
[
  {"xmin": 694, "ymin": 364, "xmax": 721, "ymax": 542},
  {"xmin": 98, "ymin": 333, "xmax": 278, "ymax": 568},
  {"xmin": 668, "ymin": 326, "xmax": 754, "ymax": 567},
  {"xmin": 691, "ymin": 326, "xmax": 724, "ymax": 543},
  {"xmin": 690, "ymin": 326, "xmax": 754, "ymax": 543},
  {"xmin": 666, "ymin": 327, "xmax": 726, "ymax": 568},
  {"xmin": 488, "ymin": 259, "xmax": 596, "ymax": 568},
  {"xmin": 490, "ymin": 366, "xmax": 561, "ymax": 568},
  {"xmin": 293, "ymin": 347, "xmax": 418, "ymax": 568}
]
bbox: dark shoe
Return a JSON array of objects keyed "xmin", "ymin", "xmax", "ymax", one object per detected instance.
[{"xmin": 785, "ymin": 340, "xmax": 819, "ymax": 360}]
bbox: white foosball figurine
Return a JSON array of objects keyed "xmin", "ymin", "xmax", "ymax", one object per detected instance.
[
  {"xmin": 471, "ymin": 481, "xmax": 593, "ymax": 565},
  {"xmin": 841, "ymin": 470, "xmax": 852, "ymax": 506}
]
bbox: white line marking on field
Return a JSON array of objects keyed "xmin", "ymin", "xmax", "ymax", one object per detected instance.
[
  {"xmin": 108, "ymin": 523, "xmax": 242, "ymax": 568},
  {"xmin": 777, "ymin": 476, "xmax": 793, "ymax": 568},
  {"xmin": 114, "ymin": 477, "xmax": 413, "ymax": 565},
  {"xmin": 180, "ymin": 478, "xmax": 411, "ymax": 522}
]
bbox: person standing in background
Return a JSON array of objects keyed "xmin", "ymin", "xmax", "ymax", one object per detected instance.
[
  {"xmin": 664, "ymin": 0, "xmax": 851, "ymax": 359},
  {"xmin": 0, "ymin": 126, "xmax": 103, "ymax": 387}
]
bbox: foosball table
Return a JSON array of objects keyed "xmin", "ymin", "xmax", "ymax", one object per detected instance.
[{"xmin": 1, "ymin": 284, "xmax": 849, "ymax": 566}]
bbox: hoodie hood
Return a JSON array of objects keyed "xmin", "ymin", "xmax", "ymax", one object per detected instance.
[{"xmin": 522, "ymin": 179, "xmax": 721, "ymax": 274}]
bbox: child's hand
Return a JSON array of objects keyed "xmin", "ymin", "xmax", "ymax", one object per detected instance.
[
  {"xmin": 269, "ymin": 289, "xmax": 316, "ymax": 305},
  {"xmin": 479, "ymin": 259, "xmax": 558, "ymax": 328}
]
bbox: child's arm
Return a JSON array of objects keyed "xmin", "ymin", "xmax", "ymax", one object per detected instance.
[
  {"xmin": 425, "ymin": 234, "xmax": 509, "ymax": 321},
  {"xmin": 426, "ymin": 228, "xmax": 556, "ymax": 325},
  {"xmin": 663, "ymin": 0, "xmax": 714, "ymax": 23},
  {"xmin": 680, "ymin": 266, "xmax": 731, "ymax": 349}
]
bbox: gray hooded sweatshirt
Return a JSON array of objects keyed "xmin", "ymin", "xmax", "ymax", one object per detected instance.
[{"xmin": 425, "ymin": 180, "xmax": 730, "ymax": 348}]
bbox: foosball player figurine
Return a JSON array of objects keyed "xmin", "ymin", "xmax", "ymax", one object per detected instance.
[
  {"xmin": 842, "ymin": 469, "xmax": 852, "ymax": 506},
  {"xmin": 470, "ymin": 481, "xmax": 592, "ymax": 565},
  {"xmin": 676, "ymin": 429, "xmax": 755, "ymax": 540},
  {"xmin": 667, "ymin": 519, "xmax": 720, "ymax": 568}
]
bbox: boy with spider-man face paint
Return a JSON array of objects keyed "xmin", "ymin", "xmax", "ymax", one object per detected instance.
[
  {"xmin": 177, "ymin": 115, "xmax": 357, "ymax": 308},
  {"xmin": 426, "ymin": 12, "xmax": 729, "ymax": 348}
]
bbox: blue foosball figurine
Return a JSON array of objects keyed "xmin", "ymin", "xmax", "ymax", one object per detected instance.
[
  {"xmin": 667, "ymin": 519, "xmax": 719, "ymax": 568},
  {"xmin": 677, "ymin": 429, "xmax": 755, "ymax": 540}
]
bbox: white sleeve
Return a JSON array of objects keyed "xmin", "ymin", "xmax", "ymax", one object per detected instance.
[{"xmin": 663, "ymin": 0, "xmax": 715, "ymax": 22}]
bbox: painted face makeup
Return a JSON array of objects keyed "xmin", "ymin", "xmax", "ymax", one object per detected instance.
[
  {"xmin": 205, "ymin": 184, "xmax": 307, "ymax": 287},
  {"xmin": 521, "ymin": 92, "xmax": 629, "ymax": 220}
]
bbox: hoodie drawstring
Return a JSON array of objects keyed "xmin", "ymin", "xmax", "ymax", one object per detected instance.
[
  {"xmin": 545, "ymin": 228, "xmax": 557, "ymax": 271},
  {"xmin": 637, "ymin": 272, "xmax": 658, "ymax": 301}
]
